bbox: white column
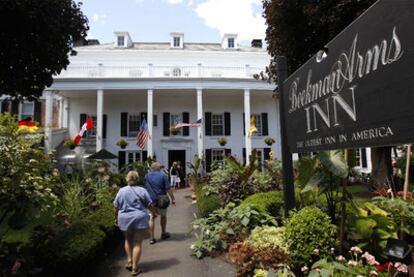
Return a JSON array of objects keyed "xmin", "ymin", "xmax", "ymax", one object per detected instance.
[
  {"xmin": 62, "ymin": 97, "xmax": 69, "ymax": 129},
  {"xmin": 147, "ymin": 89, "xmax": 153, "ymax": 157},
  {"xmin": 44, "ymin": 91, "xmax": 54, "ymax": 151},
  {"xmin": 58, "ymin": 97, "xmax": 64, "ymax": 128},
  {"xmin": 197, "ymin": 88, "xmax": 203, "ymax": 159},
  {"xmin": 96, "ymin": 89, "xmax": 104, "ymax": 152},
  {"xmin": 244, "ymin": 89, "xmax": 252, "ymax": 164}
]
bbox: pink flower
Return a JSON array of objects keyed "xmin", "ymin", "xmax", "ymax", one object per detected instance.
[
  {"xmin": 361, "ymin": 252, "xmax": 379, "ymax": 266},
  {"xmin": 348, "ymin": 260, "xmax": 358, "ymax": 267},
  {"xmin": 301, "ymin": 266, "xmax": 309, "ymax": 273},
  {"xmin": 350, "ymin": 246, "xmax": 363, "ymax": 254},
  {"xmin": 369, "ymin": 271, "xmax": 379, "ymax": 277},
  {"xmin": 315, "ymin": 268, "xmax": 321, "ymax": 273},
  {"xmin": 395, "ymin": 262, "xmax": 408, "ymax": 273},
  {"xmin": 336, "ymin": 255, "xmax": 346, "ymax": 262}
]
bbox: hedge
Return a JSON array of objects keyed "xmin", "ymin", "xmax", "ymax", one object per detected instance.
[
  {"xmin": 195, "ymin": 184, "xmax": 222, "ymax": 217},
  {"xmin": 240, "ymin": 191, "xmax": 285, "ymax": 219}
]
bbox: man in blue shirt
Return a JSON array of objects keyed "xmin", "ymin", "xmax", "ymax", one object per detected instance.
[{"xmin": 145, "ymin": 162, "xmax": 176, "ymax": 244}]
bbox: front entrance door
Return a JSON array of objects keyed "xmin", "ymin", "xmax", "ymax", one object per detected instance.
[{"xmin": 168, "ymin": 150, "xmax": 186, "ymax": 176}]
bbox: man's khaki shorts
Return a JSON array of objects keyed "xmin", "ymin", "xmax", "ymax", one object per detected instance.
[{"xmin": 150, "ymin": 207, "xmax": 167, "ymax": 217}]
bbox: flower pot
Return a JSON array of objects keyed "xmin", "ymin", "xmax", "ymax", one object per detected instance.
[
  {"xmin": 120, "ymin": 145, "xmax": 126, "ymax": 149},
  {"xmin": 265, "ymin": 142, "xmax": 273, "ymax": 146},
  {"xmin": 69, "ymin": 145, "xmax": 76, "ymax": 150},
  {"xmin": 219, "ymin": 143, "xmax": 227, "ymax": 146}
]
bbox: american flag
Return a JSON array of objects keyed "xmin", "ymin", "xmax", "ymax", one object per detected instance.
[
  {"xmin": 174, "ymin": 118, "xmax": 202, "ymax": 128},
  {"xmin": 136, "ymin": 119, "xmax": 150, "ymax": 149}
]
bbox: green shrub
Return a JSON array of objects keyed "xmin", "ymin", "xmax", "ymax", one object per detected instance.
[
  {"xmin": 84, "ymin": 200, "xmax": 116, "ymax": 235},
  {"xmin": 285, "ymin": 207, "xmax": 337, "ymax": 266},
  {"xmin": 241, "ymin": 191, "xmax": 284, "ymax": 218},
  {"xmin": 245, "ymin": 226, "xmax": 287, "ymax": 253},
  {"xmin": 195, "ymin": 183, "xmax": 222, "ymax": 217}
]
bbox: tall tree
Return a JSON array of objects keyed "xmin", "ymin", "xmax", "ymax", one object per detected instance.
[
  {"xmin": 0, "ymin": 0, "xmax": 89, "ymax": 100},
  {"xmin": 263, "ymin": 0, "xmax": 393, "ymax": 186}
]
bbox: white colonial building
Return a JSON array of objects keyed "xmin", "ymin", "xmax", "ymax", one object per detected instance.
[{"xmin": 42, "ymin": 32, "xmax": 281, "ymax": 172}]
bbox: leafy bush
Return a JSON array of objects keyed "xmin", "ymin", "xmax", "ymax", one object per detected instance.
[
  {"xmin": 285, "ymin": 207, "xmax": 337, "ymax": 266},
  {"xmin": 120, "ymin": 161, "xmax": 150, "ymax": 186},
  {"xmin": 241, "ymin": 191, "xmax": 284, "ymax": 219},
  {"xmin": 191, "ymin": 203, "xmax": 276, "ymax": 259},
  {"xmin": 195, "ymin": 184, "xmax": 222, "ymax": 217},
  {"xmin": 245, "ymin": 226, "xmax": 287, "ymax": 253}
]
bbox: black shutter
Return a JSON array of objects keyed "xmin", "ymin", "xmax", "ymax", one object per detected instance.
[
  {"xmin": 141, "ymin": 112, "xmax": 147, "ymax": 124},
  {"xmin": 262, "ymin": 113, "xmax": 268, "ymax": 136},
  {"xmin": 153, "ymin": 115, "xmax": 158, "ymax": 127},
  {"xmin": 103, "ymin": 115, "xmax": 107, "ymax": 139},
  {"xmin": 225, "ymin": 148, "xmax": 231, "ymax": 157},
  {"xmin": 1, "ymin": 100, "xmax": 8, "ymax": 113},
  {"xmin": 33, "ymin": 101, "xmax": 42, "ymax": 123},
  {"xmin": 183, "ymin": 112, "xmax": 190, "ymax": 136},
  {"xmin": 361, "ymin": 148, "xmax": 368, "ymax": 168},
  {"xmin": 80, "ymin": 113, "xmax": 87, "ymax": 138},
  {"xmin": 121, "ymin": 112, "xmax": 128, "ymax": 137},
  {"xmin": 243, "ymin": 148, "xmax": 246, "ymax": 165},
  {"xmin": 143, "ymin": 151, "xmax": 148, "ymax": 162},
  {"xmin": 118, "ymin": 151, "xmax": 126, "ymax": 170},
  {"xmin": 163, "ymin": 112, "xmax": 170, "ymax": 136},
  {"xmin": 205, "ymin": 149, "xmax": 212, "ymax": 173},
  {"xmin": 205, "ymin": 112, "xmax": 212, "ymax": 136},
  {"xmin": 224, "ymin": 112, "xmax": 231, "ymax": 136},
  {"xmin": 243, "ymin": 112, "xmax": 245, "ymax": 136},
  {"xmin": 11, "ymin": 100, "xmax": 19, "ymax": 117},
  {"xmin": 264, "ymin": 148, "xmax": 271, "ymax": 160}
]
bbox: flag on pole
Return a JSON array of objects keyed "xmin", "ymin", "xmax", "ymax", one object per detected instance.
[
  {"xmin": 136, "ymin": 119, "xmax": 150, "ymax": 149},
  {"xmin": 73, "ymin": 116, "xmax": 94, "ymax": 145},
  {"xmin": 17, "ymin": 117, "xmax": 38, "ymax": 132},
  {"xmin": 174, "ymin": 118, "xmax": 202, "ymax": 128},
  {"xmin": 248, "ymin": 115, "xmax": 258, "ymax": 137}
]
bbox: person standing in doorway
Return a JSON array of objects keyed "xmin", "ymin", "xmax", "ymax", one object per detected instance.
[
  {"xmin": 169, "ymin": 161, "xmax": 180, "ymax": 189},
  {"xmin": 145, "ymin": 162, "xmax": 176, "ymax": 244}
]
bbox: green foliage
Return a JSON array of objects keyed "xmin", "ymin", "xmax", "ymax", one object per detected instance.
[
  {"xmin": 195, "ymin": 184, "xmax": 222, "ymax": 217},
  {"xmin": 192, "ymin": 203, "xmax": 276, "ymax": 259},
  {"xmin": 346, "ymin": 202, "xmax": 397, "ymax": 256},
  {"xmin": 308, "ymin": 258, "xmax": 357, "ymax": 277},
  {"xmin": 187, "ymin": 154, "xmax": 202, "ymax": 176},
  {"xmin": 285, "ymin": 207, "xmax": 337, "ymax": 266},
  {"xmin": 245, "ymin": 226, "xmax": 287, "ymax": 253},
  {"xmin": 120, "ymin": 161, "xmax": 150, "ymax": 186},
  {"xmin": 0, "ymin": 0, "xmax": 89, "ymax": 99},
  {"xmin": 0, "ymin": 113, "xmax": 58, "ymax": 228},
  {"xmin": 241, "ymin": 191, "xmax": 284, "ymax": 219}
]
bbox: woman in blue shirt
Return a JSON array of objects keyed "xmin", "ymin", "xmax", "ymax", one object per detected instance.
[{"xmin": 114, "ymin": 171, "xmax": 158, "ymax": 276}]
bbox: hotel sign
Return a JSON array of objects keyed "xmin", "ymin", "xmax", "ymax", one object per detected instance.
[{"xmin": 283, "ymin": 0, "xmax": 414, "ymax": 153}]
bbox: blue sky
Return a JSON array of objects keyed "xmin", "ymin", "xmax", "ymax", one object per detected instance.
[{"xmin": 80, "ymin": 0, "xmax": 266, "ymax": 45}]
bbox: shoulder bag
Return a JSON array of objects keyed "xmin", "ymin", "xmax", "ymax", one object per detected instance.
[{"xmin": 146, "ymin": 178, "xmax": 170, "ymax": 209}]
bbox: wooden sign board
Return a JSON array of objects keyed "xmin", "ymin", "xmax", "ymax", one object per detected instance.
[{"xmin": 282, "ymin": 0, "xmax": 414, "ymax": 153}]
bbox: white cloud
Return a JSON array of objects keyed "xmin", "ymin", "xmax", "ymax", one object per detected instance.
[
  {"xmin": 195, "ymin": 0, "xmax": 265, "ymax": 41},
  {"xmin": 92, "ymin": 13, "xmax": 107, "ymax": 25},
  {"xmin": 165, "ymin": 0, "xmax": 184, "ymax": 4}
]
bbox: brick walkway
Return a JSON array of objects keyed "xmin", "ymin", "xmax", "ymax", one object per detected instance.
[{"xmin": 95, "ymin": 188, "xmax": 235, "ymax": 277}]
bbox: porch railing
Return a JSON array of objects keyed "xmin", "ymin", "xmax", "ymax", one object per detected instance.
[{"xmin": 54, "ymin": 64, "xmax": 265, "ymax": 79}]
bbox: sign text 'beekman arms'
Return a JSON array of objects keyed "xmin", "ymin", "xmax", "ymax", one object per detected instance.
[{"xmin": 282, "ymin": 0, "xmax": 414, "ymax": 153}]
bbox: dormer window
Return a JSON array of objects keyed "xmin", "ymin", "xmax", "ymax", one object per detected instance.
[
  {"xmin": 173, "ymin": 37, "xmax": 181, "ymax": 47},
  {"xmin": 228, "ymin": 38, "xmax": 235, "ymax": 48},
  {"xmin": 117, "ymin": 36, "xmax": 125, "ymax": 47}
]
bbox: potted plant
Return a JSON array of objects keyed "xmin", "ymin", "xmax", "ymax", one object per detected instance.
[
  {"xmin": 169, "ymin": 126, "xmax": 181, "ymax": 136},
  {"xmin": 116, "ymin": 138, "xmax": 128, "ymax": 149},
  {"xmin": 264, "ymin": 136, "xmax": 275, "ymax": 146},
  {"xmin": 217, "ymin": 137, "xmax": 228, "ymax": 146},
  {"xmin": 64, "ymin": 140, "xmax": 78, "ymax": 150}
]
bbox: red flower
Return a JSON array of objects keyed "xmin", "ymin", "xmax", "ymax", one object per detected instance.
[{"xmin": 376, "ymin": 262, "xmax": 392, "ymax": 271}]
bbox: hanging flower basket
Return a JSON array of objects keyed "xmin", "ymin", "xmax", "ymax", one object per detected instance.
[
  {"xmin": 169, "ymin": 127, "xmax": 181, "ymax": 135},
  {"xmin": 116, "ymin": 138, "xmax": 128, "ymax": 149},
  {"xmin": 64, "ymin": 140, "xmax": 78, "ymax": 150},
  {"xmin": 217, "ymin": 137, "xmax": 228, "ymax": 146},
  {"xmin": 264, "ymin": 136, "xmax": 275, "ymax": 146}
]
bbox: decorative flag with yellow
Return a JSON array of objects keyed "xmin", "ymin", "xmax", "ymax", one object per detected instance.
[
  {"xmin": 17, "ymin": 117, "xmax": 38, "ymax": 132},
  {"xmin": 248, "ymin": 115, "xmax": 257, "ymax": 137}
]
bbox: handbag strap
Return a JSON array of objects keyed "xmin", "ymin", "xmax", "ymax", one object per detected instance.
[{"xmin": 128, "ymin": 186, "xmax": 145, "ymax": 206}]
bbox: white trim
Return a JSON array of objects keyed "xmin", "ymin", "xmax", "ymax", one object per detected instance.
[
  {"xmin": 244, "ymin": 88, "xmax": 252, "ymax": 164},
  {"xmin": 19, "ymin": 101, "xmax": 35, "ymax": 120}
]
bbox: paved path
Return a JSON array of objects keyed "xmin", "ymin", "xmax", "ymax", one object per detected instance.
[{"xmin": 95, "ymin": 188, "xmax": 235, "ymax": 277}]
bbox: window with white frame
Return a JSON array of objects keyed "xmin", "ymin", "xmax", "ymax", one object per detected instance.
[
  {"xmin": 86, "ymin": 116, "xmax": 97, "ymax": 138},
  {"xmin": 228, "ymin": 38, "xmax": 235, "ymax": 48},
  {"xmin": 173, "ymin": 36, "xmax": 181, "ymax": 47},
  {"xmin": 212, "ymin": 113, "xmax": 224, "ymax": 136},
  {"xmin": 128, "ymin": 114, "xmax": 141, "ymax": 137},
  {"xmin": 252, "ymin": 114, "xmax": 263, "ymax": 136},
  {"xmin": 212, "ymin": 149, "xmax": 225, "ymax": 168},
  {"xmin": 172, "ymin": 67, "xmax": 182, "ymax": 77},
  {"xmin": 117, "ymin": 36, "xmax": 125, "ymax": 47},
  {"xmin": 355, "ymin": 148, "xmax": 361, "ymax": 167},
  {"xmin": 20, "ymin": 102, "xmax": 34, "ymax": 120},
  {"xmin": 170, "ymin": 113, "xmax": 183, "ymax": 136},
  {"xmin": 127, "ymin": 151, "xmax": 142, "ymax": 164}
]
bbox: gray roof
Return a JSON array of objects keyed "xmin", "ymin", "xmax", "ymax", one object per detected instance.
[{"xmin": 76, "ymin": 42, "xmax": 266, "ymax": 52}]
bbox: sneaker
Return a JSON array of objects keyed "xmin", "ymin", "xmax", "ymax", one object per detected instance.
[
  {"xmin": 149, "ymin": 238, "xmax": 156, "ymax": 245},
  {"xmin": 161, "ymin": 232, "xmax": 170, "ymax": 240}
]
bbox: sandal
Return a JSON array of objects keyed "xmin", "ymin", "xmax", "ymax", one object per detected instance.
[
  {"xmin": 149, "ymin": 238, "xmax": 156, "ymax": 245},
  {"xmin": 161, "ymin": 232, "xmax": 170, "ymax": 240},
  {"xmin": 131, "ymin": 268, "xmax": 142, "ymax": 276},
  {"xmin": 125, "ymin": 261, "xmax": 132, "ymax": 271}
]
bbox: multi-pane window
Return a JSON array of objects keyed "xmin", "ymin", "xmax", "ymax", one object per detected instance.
[
  {"xmin": 252, "ymin": 114, "xmax": 263, "ymax": 136},
  {"xmin": 128, "ymin": 114, "xmax": 140, "ymax": 137},
  {"xmin": 228, "ymin": 38, "xmax": 235, "ymax": 48},
  {"xmin": 212, "ymin": 149, "xmax": 225, "ymax": 168},
  {"xmin": 20, "ymin": 102, "xmax": 34, "ymax": 120},
  {"xmin": 170, "ymin": 113, "xmax": 183, "ymax": 136},
  {"xmin": 117, "ymin": 36, "xmax": 125, "ymax": 47},
  {"xmin": 127, "ymin": 151, "xmax": 142, "ymax": 164},
  {"xmin": 212, "ymin": 114, "xmax": 224, "ymax": 136},
  {"xmin": 173, "ymin": 36, "xmax": 181, "ymax": 47},
  {"xmin": 86, "ymin": 116, "xmax": 97, "ymax": 138},
  {"xmin": 172, "ymin": 67, "xmax": 181, "ymax": 77}
]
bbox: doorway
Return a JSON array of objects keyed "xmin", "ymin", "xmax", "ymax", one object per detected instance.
[{"xmin": 168, "ymin": 150, "xmax": 186, "ymax": 176}]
